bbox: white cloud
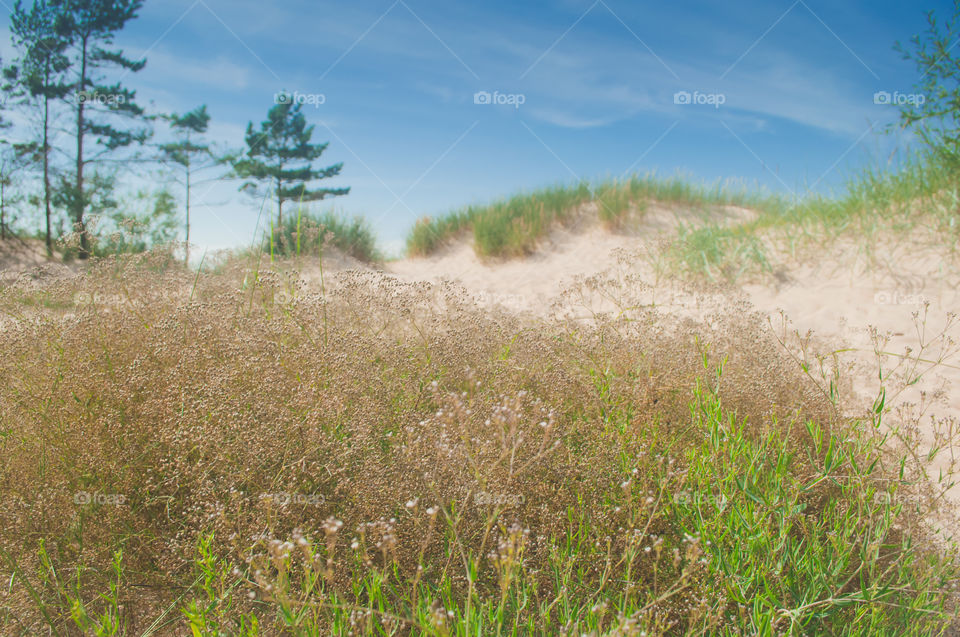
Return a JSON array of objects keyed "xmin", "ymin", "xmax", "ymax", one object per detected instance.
[
  {"xmin": 525, "ymin": 108, "xmax": 623, "ymax": 129},
  {"xmin": 134, "ymin": 47, "xmax": 254, "ymax": 92}
]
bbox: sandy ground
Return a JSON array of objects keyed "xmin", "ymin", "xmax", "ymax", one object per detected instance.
[
  {"xmin": 0, "ymin": 238, "xmax": 81, "ymax": 284},
  {"xmin": 383, "ymin": 208, "xmax": 960, "ymax": 526}
]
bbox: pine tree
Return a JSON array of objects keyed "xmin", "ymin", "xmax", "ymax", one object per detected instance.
[
  {"xmin": 0, "ymin": 58, "xmax": 9, "ymax": 134},
  {"xmin": 233, "ymin": 97, "xmax": 349, "ymax": 251},
  {"xmin": 159, "ymin": 105, "xmax": 221, "ymax": 264},
  {"xmin": 53, "ymin": 0, "xmax": 148, "ymax": 258},
  {"xmin": 9, "ymin": 0, "xmax": 74, "ymax": 255}
]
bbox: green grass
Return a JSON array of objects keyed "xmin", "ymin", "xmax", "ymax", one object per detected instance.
[
  {"xmin": 404, "ymin": 155, "xmax": 960, "ymax": 280},
  {"xmin": 406, "ymin": 174, "xmax": 785, "ymax": 258},
  {"xmin": 407, "ymin": 182, "xmax": 592, "ymax": 257},
  {"xmin": 666, "ymin": 153, "xmax": 960, "ymax": 281},
  {"xmin": 269, "ymin": 209, "xmax": 381, "ymax": 263},
  {"xmin": 28, "ymin": 374, "xmax": 960, "ymax": 636}
]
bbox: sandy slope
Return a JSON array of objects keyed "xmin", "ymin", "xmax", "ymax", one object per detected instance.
[
  {"xmin": 0, "ymin": 238, "xmax": 80, "ymax": 284},
  {"xmin": 386, "ymin": 202, "xmax": 754, "ymax": 314},
  {"xmin": 383, "ymin": 208, "xmax": 960, "ymax": 521}
]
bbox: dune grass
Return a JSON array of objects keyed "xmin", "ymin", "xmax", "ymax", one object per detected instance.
[
  {"xmin": 663, "ymin": 153, "xmax": 960, "ymax": 281},
  {"xmin": 0, "ymin": 254, "xmax": 958, "ymax": 635},
  {"xmin": 406, "ymin": 174, "xmax": 785, "ymax": 259},
  {"xmin": 407, "ymin": 182, "xmax": 592, "ymax": 257},
  {"xmin": 405, "ymin": 156, "xmax": 960, "ymax": 283}
]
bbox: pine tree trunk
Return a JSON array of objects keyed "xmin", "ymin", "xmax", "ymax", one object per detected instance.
[
  {"xmin": 185, "ymin": 165, "xmax": 191, "ymax": 265},
  {"xmin": 75, "ymin": 36, "xmax": 89, "ymax": 258},
  {"xmin": 43, "ymin": 91, "xmax": 52, "ymax": 257},
  {"xmin": 276, "ymin": 173, "xmax": 283, "ymax": 253}
]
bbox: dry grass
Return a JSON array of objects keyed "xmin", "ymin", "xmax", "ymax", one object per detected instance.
[{"xmin": 0, "ymin": 250, "xmax": 958, "ymax": 635}]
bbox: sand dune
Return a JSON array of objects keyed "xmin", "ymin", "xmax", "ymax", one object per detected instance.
[{"xmin": 382, "ymin": 209, "xmax": 960, "ymax": 519}]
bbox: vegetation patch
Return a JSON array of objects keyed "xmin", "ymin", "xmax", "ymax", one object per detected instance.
[{"xmin": 0, "ymin": 261, "xmax": 957, "ymax": 634}]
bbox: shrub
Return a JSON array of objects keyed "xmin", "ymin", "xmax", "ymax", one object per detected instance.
[{"xmin": 269, "ymin": 209, "xmax": 380, "ymax": 263}]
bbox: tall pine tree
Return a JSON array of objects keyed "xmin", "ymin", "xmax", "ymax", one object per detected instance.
[
  {"xmin": 234, "ymin": 96, "xmax": 349, "ymax": 250},
  {"xmin": 0, "ymin": 58, "xmax": 9, "ymax": 134},
  {"xmin": 9, "ymin": 0, "xmax": 73, "ymax": 255},
  {"xmin": 53, "ymin": 0, "xmax": 147, "ymax": 257},
  {"xmin": 159, "ymin": 104, "xmax": 221, "ymax": 264}
]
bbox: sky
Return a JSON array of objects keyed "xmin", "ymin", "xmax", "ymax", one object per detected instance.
[{"xmin": 0, "ymin": 0, "xmax": 950, "ymax": 256}]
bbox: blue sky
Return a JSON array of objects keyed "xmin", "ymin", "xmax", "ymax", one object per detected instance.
[{"xmin": 1, "ymin": 0, "xmax": 948, "ymax": 256}]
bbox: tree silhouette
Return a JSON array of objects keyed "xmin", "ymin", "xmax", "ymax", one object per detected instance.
[{"xmin": 233, "ymin": 97, "xmax": 349, "ymax": 251}]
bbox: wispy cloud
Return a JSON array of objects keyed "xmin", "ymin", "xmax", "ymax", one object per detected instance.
[{"xmin": 135, "ymin": 47, "xmax": 254, "ymax": 91}]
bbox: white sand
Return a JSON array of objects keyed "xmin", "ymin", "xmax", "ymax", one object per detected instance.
[{"xmin": 381, "ymin": 209, "xmax": 960, "ymax": 520}]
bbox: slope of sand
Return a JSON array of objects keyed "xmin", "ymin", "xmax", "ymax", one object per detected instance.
[
  {"xmin": 386, "ymin": 202, "xmax": 755, "ymax": 314},
  {"xmin": 382, "ymin": 209, "xmax": 960, "ymax": 523},
  {"xmin": 0, "ymin": 238, "xmax": 79, "ymax": 284}
]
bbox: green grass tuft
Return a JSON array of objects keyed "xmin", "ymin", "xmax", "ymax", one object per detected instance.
[{"xmin": 270, "ymin": 209, "xmax": 381, "ymax": 263}]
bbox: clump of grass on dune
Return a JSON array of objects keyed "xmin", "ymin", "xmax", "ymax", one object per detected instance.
[
  {"xmin": 407, "ymin": 174, "xmax": 784, "ymax": 259},
  {"xmin": 663, "ymin": 152, "xmax": 960, "ymax": 282},
  {"xmin": 407, "ymin": 209, "xmax": 475, "ymax": 257},
  {"xmin": 407, "ymin": 182, "xmax": 592, "ymax": 257},
  {"xmin": 670, "ymin": 223, "xmax": 774, "ymax": 281},
  {"xmin": 595, "ymin": 174, "xmax": 786, "ymax": 229},
  {"xmin": 0, "ymin": 256, "xmax": 958, "ymax": 635},
  {"xmin": 472, "ymin": 182, "xmax": 592, "ymax": 256}
]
